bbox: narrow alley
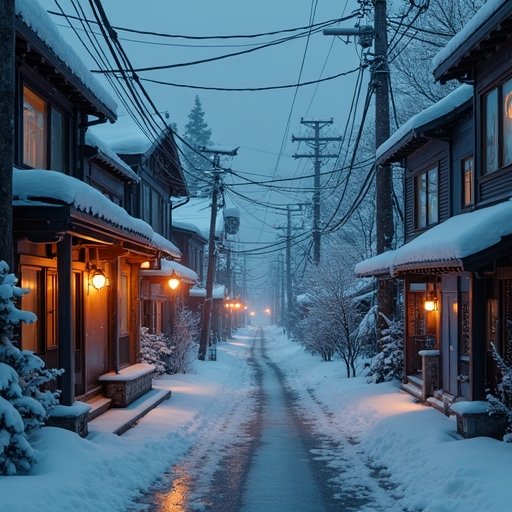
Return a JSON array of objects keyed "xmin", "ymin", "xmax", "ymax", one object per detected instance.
[{"xmin": 133, "ymin": 329, "xmax": 399, "ymax": 512}]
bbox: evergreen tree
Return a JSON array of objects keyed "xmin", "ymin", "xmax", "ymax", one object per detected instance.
[
  {"xmin": 183, "ymin": 96, "xmax": 213, "ymax": 197},
  {"xmin": 0, "ymin": 261, "xmax": 61, "ymax": 474}
]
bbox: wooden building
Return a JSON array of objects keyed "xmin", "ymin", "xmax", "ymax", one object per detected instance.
[
  {"xmin": 357, "ymin": 0, "xmax": 512, "ymax": 437},
  {"xmin": 11, "ymin": 2, "xmax": 185, "ymax": 431}
]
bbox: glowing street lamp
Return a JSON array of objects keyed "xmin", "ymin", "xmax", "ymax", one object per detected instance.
[{"xmin": 168, "ymin": 270, "xmax": 180, "ymax": 291}]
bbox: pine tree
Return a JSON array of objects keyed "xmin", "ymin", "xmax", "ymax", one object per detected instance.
[
  {"xmin": 0, "ymin": 261, "xmax": 61, "ymax": 475},
  {"xmin": 183, "ymin": 96, "xmax": 213, "ymax": 197},
  {"xmin": 139, "ymin": 327, "xmax": 173, "ymax": 377},
  {"xmin": 367, "ymin": 314, "xmax": 404, "ymax": 384}
]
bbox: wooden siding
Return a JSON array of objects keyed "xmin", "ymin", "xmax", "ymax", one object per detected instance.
[
  {"xmin": 451, "ymin": 113, "xmax": 474, "ymax": 216},
  {"xmin": 404, "ymin": 139, "xmax": 450, "ymax": 243}
]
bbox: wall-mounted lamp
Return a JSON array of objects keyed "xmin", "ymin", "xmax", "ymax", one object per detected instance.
[
  {"xmin": 424, "ymin": 293, "xmax": 438, "ymax": 312},
  {"xmin": 168, "ymin": 270, "xmax": 180, "ymax": 291},
  {"xmin": 90, "ymin": 268, "xmax": 107, "ymax": 290}
]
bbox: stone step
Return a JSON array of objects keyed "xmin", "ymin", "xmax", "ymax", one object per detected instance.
[
  {"xmin": 86, "ymin": 396, "xmax": 112, "ymax": 422},
  {"xmin": 401, "ymin": 382, "xmax": 423, "ymax": 401}
]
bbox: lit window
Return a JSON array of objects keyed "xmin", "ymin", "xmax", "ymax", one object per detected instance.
[
  {"xmin": 462, "ymin": 156, "xmax": 474, "ymax": 207},
  {"xmin": 21, "ymin": 267, "xmax": 41, "ymax": 353},
  {"xmin": 483, "ymin": 78, "xmax": 512, "ymax": 173},
  {"xmin": 23, "ymin": 86, "xmax": 47, "ymax": 168},
  {"xmin": 22, "ymin": 85, "xmax": 66, "ymax": 171}
]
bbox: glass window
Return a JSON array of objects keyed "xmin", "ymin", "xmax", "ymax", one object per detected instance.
[
  {"xmin": 427, "ymin": 167, "xmax": 438, "ymax": 224},
  {"xmin": 21, "ymin": 267, "xmax": 40, "ymax": 353},
  {"xmin": 46, "ymin": 270, "xmax": 58, "ymax": 349},
  {"xmin": 51, "ymin": 107, "xmax": 65, "ymax": 171},
  {"xmin": 462, "ymin": 156, "xmax": 474, "ymax": 207},
  {"xmin": 416, "ymin": 172, "xmax": 427, "ymax": 228},
  {"xmin": 23, "ymin": 86, "xmax": 47, "ymax": 168},
  {"xmin": 415, "ymin": 166, "xmax": 438, "ymax": 229},
  {"xmin": 503, "ymin": 79, "xmax": 512, "ymax": 167},
  {"xmin": 120, "ymin": 273, "xmax": 129, "ymax": 334},
  {"xmin": 484, "ymin": 89, "xmax": 499, "ymax": 173}
]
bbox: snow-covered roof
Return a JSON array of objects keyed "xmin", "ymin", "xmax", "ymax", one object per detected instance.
[
  {"xmin": 376, "ymin": 85, "xmax": 473, "ymax": 163},
  {"xmin": 92, "ymin": 115, "xmax": 171, "ymax": 156},
  {"xmin": 13, "ymin": 169, "xmax": 181, "ymax": 259},
  {"xmin": 172, "ymin": 197, "xmax": 223, "ymax": 240},
  {"xmin": 85, "ymin": 131, "xmax": 140, "ymax": 183},
  {"xmin": 190, "ymin": 284, "xmax": 226, "ymax": 300},
  {"xmin": 15, "ymin": 0, "xmax": 117, "ymax": 117},
  {"xmin": 355, "ymin": 200, "xmax": 512, "ymax": 276},
  {"xmin": 432, "ymin": 0, "xmax": 508, "ymax": 78},
  {"xmin": 142, "ymin": 258, "xmax": 198, "ymax": 284}
]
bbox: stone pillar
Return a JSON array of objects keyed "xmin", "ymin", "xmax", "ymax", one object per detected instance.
[{"xmin": 420, "ymin": 350, "xmax": 440, "ymax": 400}]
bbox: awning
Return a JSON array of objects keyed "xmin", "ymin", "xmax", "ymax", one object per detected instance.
[
  {"xmin": 190, "ymin": 284, "xmax": 226, "ymax": 300},
  {"xmin": 141, "ymin": 259, "xmax": 198, "ymax": 284},
  {"xmin": 13, "ymin": 169, "xmax": 181, "ymax": 259},
  {"xmin": 355, "ymin": 201, "xmax": 512, "ymax": 276}
]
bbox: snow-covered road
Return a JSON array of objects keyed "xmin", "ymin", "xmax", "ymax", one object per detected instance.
[{"xmin": 136, "ymin": 327, "xmax": 401, "ymax": 512}]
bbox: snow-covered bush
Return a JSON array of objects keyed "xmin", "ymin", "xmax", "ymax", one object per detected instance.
[
  {"xmin": 0, "ymin": 261, "xmax": 61, "ymax": 475},
  {"xmin": 167, "ymin": 306, "xmax": 199, "ymax": 374},
  {"xmin": 487, "ymin": 343, "xmax": 512, "ymax": 442},
  {"xmin": 139, "ymin": 306, "xmax": 200, "ymax": 376},
  {"xmin": 367, "ymin": 314, "xmax": 404, "ymax": 384},
  {"xmin": 139, "ymin": 327, "xmax": 173, "ymax": 377}
]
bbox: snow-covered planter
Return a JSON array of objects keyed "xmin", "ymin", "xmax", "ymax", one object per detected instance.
[{"xmin": 0, "ymin": 261, "xmax": 62, "ymax": 475}]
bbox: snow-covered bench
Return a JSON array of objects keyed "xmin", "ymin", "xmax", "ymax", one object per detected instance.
[
  {"xmin": 450, "ymin": 401, "xmax": 507, "ymax": 439},
  {"xmin": 99, "ymin": 363, "xmax": 155, "ymax": 407}
]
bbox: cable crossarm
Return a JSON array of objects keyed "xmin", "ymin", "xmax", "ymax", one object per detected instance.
[
  {"xmin": 48, "ymin": 11, "xmax": 356, "ymax": 40},
  {"xmin": 140, "ymin": 66, "xmax": 361, "ymax": 91}
]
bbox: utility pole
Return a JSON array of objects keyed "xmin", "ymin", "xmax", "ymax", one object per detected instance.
[
  {"xmin": 286, "ymin": 207, "xmax": 293, "ymax": 331},
  {"xmin": 324, "ymin": 0, "xmax": 395, "ymax": 334},
  {"xmin": 292, "ymin": 119, "xmax": 341, "ymax": 265},
  {"xmin": 198, "ymin": 147, "xmax": 238, "ymax": 360},
  {"xmin": 0, "ymin": 0, "xmax": 15, "ymax": 267}
]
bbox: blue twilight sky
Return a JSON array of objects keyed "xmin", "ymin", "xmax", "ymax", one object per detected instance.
[{"xmin": 39, "ymin": 0, "xmax": 368, "ymax": 303}]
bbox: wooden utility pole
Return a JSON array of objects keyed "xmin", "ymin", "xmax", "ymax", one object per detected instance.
[
  {"xmin": 324, "ymin": 0, "xmax": 395, "ymax": 334},
  {"xmin": 0, "ymin": 0, "xmax": 15, "ymax": 267},
  {"xmin": 374, "ymin": 0, "xmax": 395, "ymax": 334},
  {"xmin": 198, "ymin": 147, "xmax": 237, "ymax": 360},
  {"xmin": 292, "ymin": 119, "xmax": 341, "ymax": 265}
]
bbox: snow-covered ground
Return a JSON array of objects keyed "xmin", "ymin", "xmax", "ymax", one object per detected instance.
[
  {"xmin": 1, "ymin": 326, "xmax": 511, "ymax": 512},
  {"xmin": 265, "ymin": 326, "xmax": 512, "ymax": 512}
]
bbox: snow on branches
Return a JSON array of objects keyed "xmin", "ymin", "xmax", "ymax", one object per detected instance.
[
  {"xmin": 367, "ymin": 314, "xmax": 404, "ymax": 384},
  {"xmin": 0, "ymin": 261, "xmax": 62, "ymax": 475},
  {"xmin": 487, "ymin": 343, "xmax": 512, "ymax": 442}
]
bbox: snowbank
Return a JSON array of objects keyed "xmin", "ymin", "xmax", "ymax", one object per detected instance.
[{"xmin": 264, "ymin": 326, "xmax": 512, "ymax": 512}]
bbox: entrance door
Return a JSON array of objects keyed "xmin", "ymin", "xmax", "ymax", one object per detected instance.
[{"xmin": 442, "ymin": 292, "xmax": 458, "ymax": 396}]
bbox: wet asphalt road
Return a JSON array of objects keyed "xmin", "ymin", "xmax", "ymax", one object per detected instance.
[
  {"xmin": 133, "ymin": 328, "xmax": 390, "ymax": 512},
  {"xmin": 201, "ymin": 328, "xmax": 342, "ymax": 512}
]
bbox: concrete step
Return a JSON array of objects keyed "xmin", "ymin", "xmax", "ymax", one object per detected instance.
[
  {"xmin": 86, "ymin": 396, "xmax": 112, "ymax": 422},
  {"xmin": 401, "ymin": 382, "xmax": 423, "ymax": 402},
  {"xmin": 88, "ymin": 386, "xmax": 172, "ymax": 436},
  {"xmin": 407, "ymin": 374, "xmax": 423, "ymax": 389}
]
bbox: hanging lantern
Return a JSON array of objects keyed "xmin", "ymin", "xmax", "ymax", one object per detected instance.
[
  {"xmin": 168, "ymin": 270, "xmax": 180, "ymax": 291},
  {"xmin": 91, "ymin": 269, "xmax": 107, "ymax": 290}
]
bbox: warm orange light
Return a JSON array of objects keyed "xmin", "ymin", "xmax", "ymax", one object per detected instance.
[
  {"xmin": 265, "ymin": 308, "xmax": 271, "ymax": 315},
  {"xmin": 424, "ymin": 298, "xmax": 438, "ymax": 312},
  {"xmin": 168, "ymin": 271, "xmax": 180, "ymax": 290},
  {"xmin": 234, "ymin": 302, "xmax": 241, "ymax": 309},
  {"xmin": 91, "ymin": 269, "xmax": 107, "ymax": 290},
  {"xmin": 140, "ymin": 261, "xmax": 150, "ymax": 269}
]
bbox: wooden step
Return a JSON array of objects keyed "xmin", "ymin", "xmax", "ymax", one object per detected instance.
[
  {"xmin": 86, "ymin": 396, "xmax": 112, "ymax": 422},
  {"xmin": 400, "ymin": 382, "xmax": 423, "ymax": 401},
  {"xmin": 407, "ymin": 374, "xmax": 423, "ymax": 389}
]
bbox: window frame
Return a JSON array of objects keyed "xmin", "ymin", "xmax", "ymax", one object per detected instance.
[
  {"xmin": 20, "ymin": 79, "xmax": 70, "ymax": 172},
  {"xmin": 414, "ymin": 165, "xmax": 439, "ymax": 230},
  {"xmin": 461, "ymin": 155, "xmax": 474, "ymax": 209},
  {"xmin": 482, "ymin": 77, "xmax": 512, "ymax": 175}
]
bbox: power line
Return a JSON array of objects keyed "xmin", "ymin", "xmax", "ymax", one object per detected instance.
[
  {"xmin": 48, "ymin": 10, "xmax": 353, "ymax": 40},
  {"xmin": 140, "ymin": 66, "xmax": 360, "ymax": 92}
]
